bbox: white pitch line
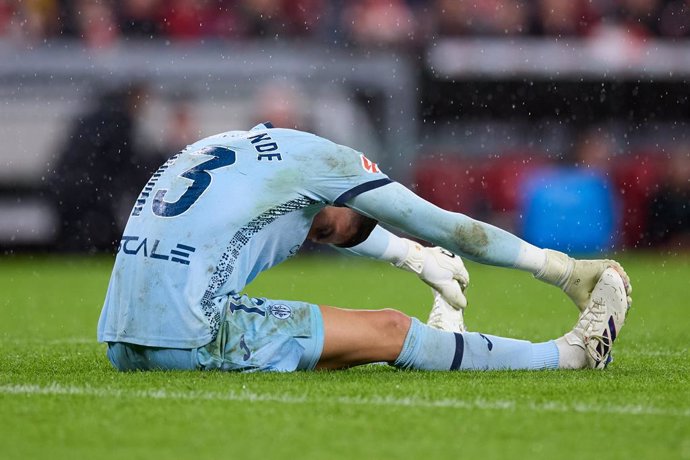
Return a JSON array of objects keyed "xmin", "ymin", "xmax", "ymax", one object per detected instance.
[{"xmin": 0, "ymin": 383, "xmax": 688, "ymax": 418}]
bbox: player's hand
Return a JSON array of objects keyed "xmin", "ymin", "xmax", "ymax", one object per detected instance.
[
  {"xmin": 535, "ymin": 249, "xmax": 632, "ymax": 311},
  {"xmin": 395, "ymin": 239, "xmax": 470, "ymax": 310}
]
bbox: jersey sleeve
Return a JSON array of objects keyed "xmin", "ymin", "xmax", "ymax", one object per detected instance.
[{"xmin": 299, "ymin": 139, "xmax": 392, "ymax": 206}]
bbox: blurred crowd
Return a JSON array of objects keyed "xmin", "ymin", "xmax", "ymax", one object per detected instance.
[
  {"xmin": 45, "ymin": 80, "xmax": 689, "ymax": 253},
  {"xmin": 2, "ymin": 0, "xmax": 687, "ymax": 253},
  {"xmin": 1, "ymin": 0, "xmax": 689, "ymax": 48}
]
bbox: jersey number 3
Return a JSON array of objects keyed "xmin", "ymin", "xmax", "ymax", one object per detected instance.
[{"xmin": 153, "ymin": 146, "xmax": 236, "ymax": 217}]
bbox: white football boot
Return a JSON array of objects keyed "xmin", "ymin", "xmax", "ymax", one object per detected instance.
[
  {"xmin": 427, "ymin": 289, "xmax": 467, "ymax": 333},
  {"xmin": 560, "ymin": 268, "xmax": 630, "ymax": 369}
]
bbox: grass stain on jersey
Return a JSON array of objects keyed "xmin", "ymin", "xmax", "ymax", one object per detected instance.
[{"xmin": 454, "ymin": 222, "xmax": 489, "ymax": 259}]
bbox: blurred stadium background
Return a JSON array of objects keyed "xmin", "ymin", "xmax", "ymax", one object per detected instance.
[{"xmin": 1, "ymin": 0, "xmax": 689, "ymax": 255}]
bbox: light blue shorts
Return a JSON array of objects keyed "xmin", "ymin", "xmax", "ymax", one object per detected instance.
[
  {"xmin": 106, "ymin": 294, "xmax": 324, "ymax": 372},
  {"xmin": 197, "ymin": 294, "xmax": 324, "ymax": 372}
]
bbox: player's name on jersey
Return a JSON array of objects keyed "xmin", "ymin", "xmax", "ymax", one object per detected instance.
[
  {"xmin": 248, "ymin": 132, "xmax": 283, "ymax": 161},
  {"xmin": 118, "ymin": 235, "xmax": 196, "ymax": 266}
]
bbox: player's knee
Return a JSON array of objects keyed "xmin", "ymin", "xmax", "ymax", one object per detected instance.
[{"xmin": 378, "ymin": 308, "xmax": 412, "ymax": 337}]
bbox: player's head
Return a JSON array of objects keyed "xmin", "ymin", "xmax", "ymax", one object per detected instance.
[{"xmin": 308, "ymin": 206, "xmax": 377, "ymax": 248}]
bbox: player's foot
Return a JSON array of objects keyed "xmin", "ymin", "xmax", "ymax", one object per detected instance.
[
  {"xmin": 427, "ymin": 290, "xmax": 466, "ymax": 333},
  {"xmin": 559, "ymin": 268, "xmax": 630, "ymax": 369},
  {"xmin": 537, "ymin": 249, "xmax": 632, "ymax": 312}
]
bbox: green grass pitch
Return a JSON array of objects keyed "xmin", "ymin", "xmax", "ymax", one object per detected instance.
[{"xmin": 1, "ymin": 253, "xmax": 688, "ymax": 459}]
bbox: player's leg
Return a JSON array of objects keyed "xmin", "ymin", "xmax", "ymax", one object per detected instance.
[
  {"xmin": 106, "ymin": 343, "xmax": 197, "ymax": 371},
  {"xmin": 318, "ymin": 268, "xmax": 629, "ymax": 371},
  {"xmin": 317, "ymin": 304, "xmax": 560, "ymax": 371},
  {"xmin": 316, "ymin": 307, "xmax": 411, "ymax": 369}
]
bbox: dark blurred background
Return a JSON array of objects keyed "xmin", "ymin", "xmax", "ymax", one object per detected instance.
[{"xmin": 0, "ymin": 0, "xmax": 688, "ymax": 254}]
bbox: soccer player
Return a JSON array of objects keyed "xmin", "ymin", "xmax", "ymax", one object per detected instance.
[{"xmin": 98, "ymin": 123, "xmax": 632, "ymax": 373}]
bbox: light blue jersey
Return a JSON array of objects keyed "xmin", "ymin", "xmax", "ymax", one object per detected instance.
[{"xmin": 97, "ymin": 124, "xmax": 391, "ymax": 349}]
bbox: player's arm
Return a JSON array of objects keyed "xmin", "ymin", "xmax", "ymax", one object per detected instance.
[
  {"xmin": 307, "ymin": 207, "xmax": 469, "ymax": 309},
  {"xmin": 345, "ymin": 181, "xmax": 631, "ymax": 311},
  {"xmin": 338, "ymin": 225, "xmax": 470, "ymax": 309},
  {"xmin": 347, "ymin": 181, "xmax": 544, "ymax": 270}
]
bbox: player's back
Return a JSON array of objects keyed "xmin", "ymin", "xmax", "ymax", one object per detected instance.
[{"xmin": 97, "ymin": 124, "xmax": 391, "ymax": 349}]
